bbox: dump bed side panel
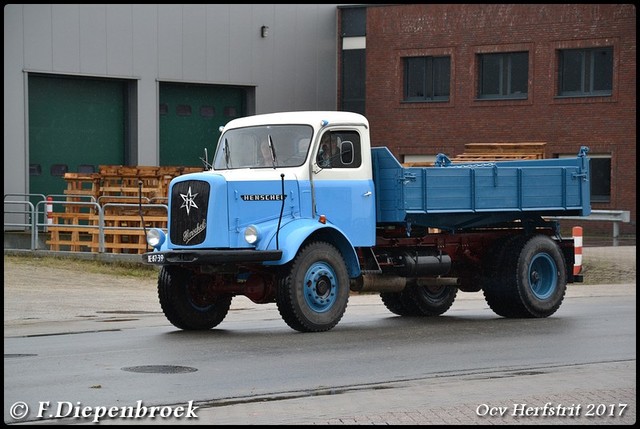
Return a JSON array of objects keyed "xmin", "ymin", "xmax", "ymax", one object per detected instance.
[{"xmin": 371, "ymin": 147, "xmax": 590, "ymax": 229}]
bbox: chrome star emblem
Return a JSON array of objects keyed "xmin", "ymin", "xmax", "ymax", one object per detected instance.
[{"xmin": 180, "ymin": 186, "xmax": 199, "ymax": 215}]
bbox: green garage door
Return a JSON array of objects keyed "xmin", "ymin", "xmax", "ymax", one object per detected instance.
[
  {"xmin": 159, "ymin": 83, "xmax": 245, "ymax": 167},
  {"xmin": 28, "ymin": 75, "xmax": 125, "ymax": 198}
]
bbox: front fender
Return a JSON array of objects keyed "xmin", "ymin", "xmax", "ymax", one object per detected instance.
[{"xmin": 262, "ymin": 218, "xmax": 361, "ymax": 277}]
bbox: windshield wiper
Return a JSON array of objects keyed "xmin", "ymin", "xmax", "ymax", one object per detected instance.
[
  {"xmin": 200, "ymin": 148, "xmax": 212, "ymax": 170},
  {"xmin": 268, "ymin": 135, "xmax": 277, "ymax": 169},
  {"xmin": 223, "ymin": 138, "xmax": 231, "ymax": 168}
]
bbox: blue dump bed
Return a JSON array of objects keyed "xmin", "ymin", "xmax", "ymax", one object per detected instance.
[{"xmin": 371, "ymin": 147, "xmax": 591, "ymax": 230}]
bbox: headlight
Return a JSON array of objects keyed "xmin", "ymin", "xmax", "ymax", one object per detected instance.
[
  {"xmin": 146, "ymin": 228, "xmax": 166, "ymax": 249},
  {"xmin": 244, "ymin": 225, "xmax": 259, "ymax": 244}
]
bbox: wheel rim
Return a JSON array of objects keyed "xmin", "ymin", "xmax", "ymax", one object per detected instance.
[
  {"xmin": 416, "ymin": 285, "xmax": 448, "ymax": 304},
  {"xmin": 528, "ymin": 253, "xmax": 557, "ymax": 299},
  {"xmin": 186, "ymin": 276, "xmax": 214, "ymax": 311},
  {"xmin": 303, "ymin": 262, "xmax": 338, "ymax": 313}
]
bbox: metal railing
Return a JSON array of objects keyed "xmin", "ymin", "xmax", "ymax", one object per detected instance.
[
  {"xmin": 546, "ymin": 210, "xmax": 632, "ymax": 246},
  {"xmin": 4, "ymin": 194, "xmax": 168, "ymax": 253}
]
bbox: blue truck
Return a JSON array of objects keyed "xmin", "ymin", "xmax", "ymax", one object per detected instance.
[{"xmin": 141, "ymin": 111, "xmax": 590, "ymax": 332}]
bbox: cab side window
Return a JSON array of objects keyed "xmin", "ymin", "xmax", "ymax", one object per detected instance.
[{"xmin": 316, "ymin": 131, "xmax": 362, "ymax": 168}]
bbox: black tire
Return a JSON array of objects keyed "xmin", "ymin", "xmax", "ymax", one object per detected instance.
[
  {"xmin": 158, "ymin": 266, "xmax": 232, "ymax": 330},
  {"xmin": 485, "ymin": 235, "xmax": 567, "ymax": 318},
  {"xmin": 482, "ymin": 235, "xmax": 526, "ymax": 317},
  {"xmin": 276, "ymin": 242, "xmax": 350, "ymax": 332},
  {"xmin": 380, "ymin": 289, "xmax": 423, "ymax": 316},
  {"xmin": 406, "ymin": 284, "xmax": 458, "ymax": 316}
]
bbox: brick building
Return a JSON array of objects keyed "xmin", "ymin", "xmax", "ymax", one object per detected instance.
[
  {"xmin": 338, "ymin": 4, "xmax": 636, "ymax": 240},
  {"xmin": 3, "ymin": 4, "xmax": 635, "ymax": 244}
]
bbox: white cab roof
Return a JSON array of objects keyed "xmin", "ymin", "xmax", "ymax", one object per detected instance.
[{"xmin": 222, "ymin": 111, "xmax": 369, "ymax": 131}]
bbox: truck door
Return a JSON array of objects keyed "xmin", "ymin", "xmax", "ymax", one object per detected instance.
[{"xmin": 313, "ymin": 130, "xmax": 376, "ymax": 246}]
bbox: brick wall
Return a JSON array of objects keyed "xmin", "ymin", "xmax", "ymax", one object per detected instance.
[{"xmin": 360, "ymin": 4, "xmax": 636, "ymax": 236}]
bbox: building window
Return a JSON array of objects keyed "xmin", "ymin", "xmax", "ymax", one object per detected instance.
[
  {"xmin": 176, "ymin": 104, "xmax": 192, "ymax": 116},
  {"xmin": 560, "ymin": 152, "xmax": 611, "ymax": 203},
  {"xmin": 342, "ymin": 49, "xmax": 366, "ymax": 114},
  {"xmin": 558, "ymin": 47, "xmax": 613, "ymax": 97},
  {"xmin": 29, "ymin": 164, "xmax": 42, "ymax": 176},
  {"xmin": 77, "ymin": 164, "xmax": 95, "ymax": 174},
  {"xmin": 478, "ymin": 52, "xmax": 528, "ymax": 99},
  {"xmin": 590, "ymin": 155, "xmax": 611, "ymax": 203},
  {"xmin": 200, "ymin": 106, "xmax": 215, "ymax": 118},
  {"xmin": 50, "ymin": 164, "xmax": 68, "ymax": 177},
  {"xmin": 404, "ymin": 56, "xmax": 450, "ymax": 102},
  {"xmin": 340, "ymin": 6, "xmax": 366, "ymax": 37}
]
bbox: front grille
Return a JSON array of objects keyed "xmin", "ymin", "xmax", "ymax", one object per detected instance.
[{"xmin": 170, "ymin": 180, "xmax": 210, "ymax": 245}]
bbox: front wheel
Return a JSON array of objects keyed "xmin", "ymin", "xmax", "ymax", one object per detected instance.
[
  {"xmin": 276, "ymin": 242, "xmax": 350, "ymax": 332},
  {"xmin": 158, "ymin": 266, "xmax": 232, "ymax": 330}
]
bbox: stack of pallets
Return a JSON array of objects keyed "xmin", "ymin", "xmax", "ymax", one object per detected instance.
[
  {"xmin": 46, "ymin": 165, "xmax": 202, "ymax": 254},
  {"xmin": 46, "ymin": 172, "xmax": 101, "ymax": 252},
  {"xmin": 403, "ymin": 142, "xmax": 546, "ymax": 167},
  {"xmin": 94, "ymin": 166, "xmax": 165, "ymax": 254},
  {"xmin": 450, "ymin": 142, "xmax": 546, "ymax": 163}
]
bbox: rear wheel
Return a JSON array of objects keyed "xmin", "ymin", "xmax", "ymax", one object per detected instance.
[
  {"xmin": 484, "ymin": 235, "xmax": 567, "ymax": 318},
  {"xmin": 158, "ymin": 266, "xmax": 232, "ymax": 330},
  {"xmin": 381, "ymin": 284, "xmax": 457, "ymax": 316},
  {"xmin": 407, "ymin": 284, "xmax": 457, "ymax": 316},
  {"xmin": 380, "ymin": 289, "xmax": 423, "ymax": 316},
  {"xmin": 481, "ymin": 235, "xmax": 525, "ymax": 317},
  {"xmin": 276, "ymin": 242, "xmax": 350, "ymax": 332}
]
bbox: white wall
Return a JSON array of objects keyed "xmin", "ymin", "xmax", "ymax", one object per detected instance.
[{"xmin": 3, "ymin": 4, "xmax": 339, "ymax": 197}]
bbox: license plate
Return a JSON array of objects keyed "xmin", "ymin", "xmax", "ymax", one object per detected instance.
[{"xmin": 146, "ymin": 253, "xmax": 165, "ymax": 264}]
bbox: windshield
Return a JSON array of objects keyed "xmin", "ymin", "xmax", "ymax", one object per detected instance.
[{"xmin": 213, "ymin": 125, "xmax": 313, "ymax": 170}]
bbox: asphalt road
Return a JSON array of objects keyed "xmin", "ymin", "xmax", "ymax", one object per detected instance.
[
  {"xmin": 3, "ymin": 288, "xmax": 636, "ymax": 425},
  {"xmin": 3, "ymin": 247, "xmax": 636, "ymax": 425}
]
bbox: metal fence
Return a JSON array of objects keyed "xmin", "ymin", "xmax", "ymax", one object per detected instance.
[{"xmin": 4, "ymin": 193, "xmax": 168, "ymax": 253}]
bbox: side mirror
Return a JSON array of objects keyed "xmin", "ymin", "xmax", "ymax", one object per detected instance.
[{"xmin": 340, "ymin": 141, "xmax": 354, "ymax": 165}]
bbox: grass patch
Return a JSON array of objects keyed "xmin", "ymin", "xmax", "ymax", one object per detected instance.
[
  {"xmin": 4, "ymin": 254, "xmax": 159, "ymax": 279},
  {"xmin": 579, "ymin": 259, "xmax": 636, "ymax": 285}
]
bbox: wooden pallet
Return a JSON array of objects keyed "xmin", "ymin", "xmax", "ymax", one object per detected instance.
[
  {"xmin": 47, "ymin": 165, "xmax": 197, "ymax": 253},
  {"xmin": 92, "ymin": 228, "xmax": 161, "ymax": 254},
  {"xmin": 402, "ymin": 143, "xmax": 546, "ymax": 167},
  {"xmin": 46, "ymin": 212, "xmax": 96, "ymax": 252},
  {"xmin": 89, "ymin": 207, "xmax": 168, "ymax": 254},
  {"xmin": 452, "ymin": 153, "xmax": 541, "ymax": 161},
  {"xmin": 451, "ymin": 142, "xmax": 546, "ymax": 163},
  {"xmin": 62, "ymin": 172, "xmax": 101, "ymax": 202},
  {"xmin": 45, "ymin": 173, "xmax": 100, "ymax": 251}
]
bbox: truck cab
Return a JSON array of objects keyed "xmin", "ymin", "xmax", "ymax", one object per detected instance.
[
  {"xmin": 154, "ymin": 111, "xmax": 375, "ymax": 267},
  {"xmin": 144, "ymin": 112, "xmax": 377, "ymax": 332}
]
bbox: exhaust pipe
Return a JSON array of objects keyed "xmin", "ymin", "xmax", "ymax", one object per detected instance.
[{"xmin": 351, "ymin": 275, "xmax": 460, "ymax": 293}]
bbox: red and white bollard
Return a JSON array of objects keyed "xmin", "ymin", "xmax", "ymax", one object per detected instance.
[
  {"xmin": 46, "ymin": 196, "xmax": 53, "ymax": 226},
  {"xmin": 572, "ymin": 226, "xmax": 583, "ymax": 276}
]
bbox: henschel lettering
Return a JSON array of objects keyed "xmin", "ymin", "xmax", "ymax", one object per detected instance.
[
  {"xmin": 240, "ymin": 194, "xmax": 286, "ymax": 201},
  {"xmin": 183, "ymin": 220, "xmax": 206, "ymax": 243}
]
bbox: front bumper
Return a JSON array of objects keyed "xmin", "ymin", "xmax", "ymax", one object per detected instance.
[{"xmin": 142, "ymin": 249, "xmax": 283, "ymax": 265}]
